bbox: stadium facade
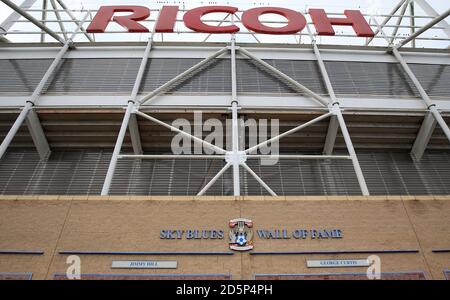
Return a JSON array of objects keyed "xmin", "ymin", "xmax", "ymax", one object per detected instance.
[{"xmin": 0, "ymin": 0, "xmax": 449, "ymax": 280}]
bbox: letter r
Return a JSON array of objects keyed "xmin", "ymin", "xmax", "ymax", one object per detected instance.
[{"xmin": 87, "ymin": 6, "xmax": 150, "ymax": 33}]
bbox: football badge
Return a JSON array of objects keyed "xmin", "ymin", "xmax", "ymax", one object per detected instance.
[{"xmin": 229, "ymin": 218, "xmax": 254, "ymax": 251}]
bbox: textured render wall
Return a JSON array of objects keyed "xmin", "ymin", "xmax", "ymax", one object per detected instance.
[{"xmin": 0, "ymin": 196, "xmax": 448, "ymax": 280}]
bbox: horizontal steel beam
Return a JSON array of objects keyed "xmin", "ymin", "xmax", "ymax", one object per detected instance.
[
  {"xmin": 118, "ymin": 155, "xmax": 226, "ymax": 160},
  {"xmin": 411, "ymin": 112, "xmax": 436, "ymax": 160},
  {"xmin": 246, "ymin": 155, "xmax": 352, "ymax": 160}
]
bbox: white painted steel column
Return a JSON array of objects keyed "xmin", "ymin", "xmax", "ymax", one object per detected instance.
[
  {"xmin": 335, "ymin": 108, "xmax": 370, "ymax": 196},
  {"xmin": 198, "ymin": 163, "xmax": 232, "ymax": 196},
  {"xmin": 101, "ymin": 101, "xmax": 134, "ymax": 196},
  {"xmin": 55, "ymin": 0, "xmax": 94, "ymax": 42},
  {"xmin": 366, "ymin": 0, "xmax": 408, "ymax": 45},
  {"xmin": 102, "ymin": 34, "xmax": 156, "ymax": 195},
  {"xmin": 397, "ymin": 7, "xmax": 450, "ymax": 48},
  {"xmin": 0, "ymin": 102, "xmax": 32, "ymax": 159},
  {"xmin": 230, "ymin": 27, "xmax": 241, "ymax": 196},
  {"xmin": 129, "ymin": 37, "xmax": 154, "ymax": 154},
  {"xmin": 307, "ymin": 24, "xmax": 370, "ymax": 195}
]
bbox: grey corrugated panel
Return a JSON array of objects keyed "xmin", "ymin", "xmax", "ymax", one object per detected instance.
[
  {"xmin": 1, "ymin": 58, "xmax": 448, "ymax": 97},
  {"xmin": 325, "ymin": 61, "xmax": 420, "ymax": 97},
  {"xmin": 0, "ymin": 59, "xmax": 53, "ymax": 95},
  {"xmin": 46, "ymin": 58, "xmax": 141, "ymax": 94},
  {"xmin": 238, "ymin": 59, "xmax": 327, "ymax": 95},
  {"xmin": 409, "ymin": 64, "xmax": 450, "ymax": 97},
  {"xmin": 1, "ymin": 149, "xmax": 450, "ymax": 196}
]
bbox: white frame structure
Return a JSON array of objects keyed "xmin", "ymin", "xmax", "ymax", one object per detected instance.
[{"xmin": 0, "ymin": 0, "xmax": 449, "ymax": 196}]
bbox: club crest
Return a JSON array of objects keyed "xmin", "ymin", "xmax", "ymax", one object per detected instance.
[{"xmin": 229, "ymin": 218, "xmax": 254, "ymax": 251}]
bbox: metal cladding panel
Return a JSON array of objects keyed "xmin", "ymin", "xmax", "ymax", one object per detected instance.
[
  {"xmin": 409, "ymin": 64, "xmax": 450, "ymax": 97},
  {"xmin": 237, "ymin": 59, "xmax": 327, "ymax": 95},
  {"xmin": 1, "ymin": 149, "xmax": 450, "ymax": 196},
  {"xmin": 46, "ymin": 58, "xmax": 141, "ymax": 94},
  {"xmin": 0, "ymin": 58, "xmax": 448, "ymax": 98},
  {"xmin": 0, "ymin": 59, "xmax": 53, "ymax": 95},
  {"xmin": 324, "ymin": 61, "xmax": 419, "ymax": 97}
]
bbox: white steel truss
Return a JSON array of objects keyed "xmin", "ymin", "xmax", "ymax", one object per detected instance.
[
  {"xmin": 99, "ymin": 21, "xmax": 371, "ymax": 196},
  {"xmin": 0, "ymin": 0, "xmax": 449, "ymax": 196}
]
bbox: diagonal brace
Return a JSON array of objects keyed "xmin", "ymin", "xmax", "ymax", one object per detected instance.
[{"xmin": 138, "ymin": 47, "xmax": 229, "ymax": 105}]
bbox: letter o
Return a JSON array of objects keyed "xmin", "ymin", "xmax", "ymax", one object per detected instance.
[
  {"xmin": 184, "ymin": 6, "xmax": 239, "ymax": 33},
  {"xmin": 242, "ymin": 7, "xmax": 306, "ymax": 35}
]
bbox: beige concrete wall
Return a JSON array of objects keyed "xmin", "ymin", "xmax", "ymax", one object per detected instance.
[{"xmin": 0, "ymin": 195, "xmax": 448, "ymax": 280}]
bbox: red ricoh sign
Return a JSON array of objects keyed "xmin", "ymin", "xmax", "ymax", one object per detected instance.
[{"xmin": 86, "ymin": 6, "xmax": 375, "ymax": 37}]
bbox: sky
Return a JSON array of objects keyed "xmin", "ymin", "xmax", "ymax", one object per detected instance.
[{"xmin": 0, "ymin": 0, "xmax": 449, "ymax": 48}]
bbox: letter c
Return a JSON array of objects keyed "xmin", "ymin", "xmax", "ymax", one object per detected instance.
[
  {"xmin": 184, "ymin": 6, "xmax": 239, "ymax": 34},
  {"xmin": 242, "ymin": 7, "xmax": 306, "ymax": 35}
]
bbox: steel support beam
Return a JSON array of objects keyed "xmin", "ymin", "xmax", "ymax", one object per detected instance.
[
  {"xmin": 366, "ymin": 0, "xmax": 409, "ymax": 45},
  {"xmin": 413, "ymin": 0, "xmax": 450, "ymax": 38},
  {"xmin": 411, "ymin": 112, "xmax": 436, "ymax": 160},
  {"xmin": 40, "ymin": 0, "xmax": 47, "ymax": 43},
  {"xmin": 197, "ymin": 163, "xmax": 231, "ymax": 196},
  {"xmin": 306, "ymin": 23, "xmax": 369, "ymax": 195},
  {"xmin": 49, "ymin": 0, "xmax": 67, "ymax": 41},
  {"xmin": 230, "ymin": 31, "xmax": 241, "ymax": 196},
  {"xmin": 129, "ymin": 38, "xmax": 154, "ymax": 155},
  {"xmin": 119, "ymin": 155, "xmax": 226, "ymax": 160},
  {"xmin": 25, "ymin": 108, "xmax": 50, "ymax": 159},
  {"xmin": 245, "ymin": 112, "xmax": 333, "ymax": 155},
  {"xmin": 306, "ymin": 25, "xmax": 341, "ymax": 155},
  {"xmin": 397, "ymin": 8, "xmax": 450, "ymax": 48},
  {"xmin": 409, "ymin": 1, "xmax": 416, "ymax": 48},
  {"xmin": 136, "ymin": 111, "xmax": 226, "ymax": 155},
  {"xmin": 0, "ymin": 0, "xmax": 37, "ymax": 42},
  {"xmin": 101, "ymin": 102, "xmax": 134, "ymax": 196},
  {"xmin": 371, "ymin": 18, "xmax": 450, "ymax": 159},
  {"xmin": 323, "ymin": 116, "xmax": 339, "ymax": 155},
  {"xmin": 389, "ymin": 0, "xmax": 410, "ymax": 46},
  {"xmin": 0, "ymin": 36, "xmax": 9, "ymax": 43},
  {"xmin": 128, "ymin": 115, "xmax": 142, "ymax": 155},
  {"xmin": 241, "ymin": 163, "xmax": 277, "ymax": 196},
  {"xmin": 0, "ymin": 102, "xmax": 32, "ymax": 160},
  {"xmin": 334, "ymin": 107, "xmax": 370, "ymax": 196},
  {"xmin": 1, "ymin": 0, "xmax": 65, "ymax": 44},
  {"xmin": 0, "ymin": 42, "xmax": 70, "ymax": 160},
  {"xmin": 138, "ymin": 47, "xmax": 229, "ymax": 105},
  {"xmin": 55, "ymin": 0, "xmax": 94, "ymax": 42}
]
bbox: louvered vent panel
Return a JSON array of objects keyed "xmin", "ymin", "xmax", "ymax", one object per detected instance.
[
  {"xmin": 1, "ymin": 149, "xmax": 450, "ymax": 196},
  {"xmin": 0, "ymin": 59, "xmax": 53, "ymax": 95},
  {"xmin": 409, "ymin": 64, "xmax": 450, "ymax": 97},
  {"xmin": 325, "ymin": 61, "xmax": 420, "ymax": 97},
  {"xmin": 46, "ymin": 58, "xmax": 141, "ymax": 94},
  {"xmin": 1, "ymin": 58, "xmax": 448, "ymax": 97}
]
